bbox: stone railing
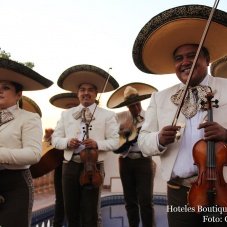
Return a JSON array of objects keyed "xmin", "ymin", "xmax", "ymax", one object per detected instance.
[{"xmin": 33, "ymin": 171, "xmax": 55, "ymax": 194}]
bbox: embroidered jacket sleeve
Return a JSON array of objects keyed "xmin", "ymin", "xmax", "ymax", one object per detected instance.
[
  {"xmin": 0, "ymin": 112, "xmax": 42, "ymax": 167},
  {"xmin": 52, "ymin": 111, "xmax": 69, "ymax": 150},
  {"xmin": 138, "ymin": 92, "xmax": 163, "ymax": 156},
  {"xmin": 96, "ymin": 111, "xmax": 119, "ymax": 151}
]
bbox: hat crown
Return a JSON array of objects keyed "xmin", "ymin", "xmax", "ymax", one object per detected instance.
[{"xmin": 124, "ymin": 86, "xmax": 139, "ymax": 100}]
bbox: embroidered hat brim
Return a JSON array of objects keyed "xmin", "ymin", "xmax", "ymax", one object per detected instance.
[
  {"xmin": 0, "ymin": 58, "xmax": 53, "ymax": 90},
  {"xmin": 19, "ymin": 96, "xmax": 42, "ymax": 117},
  {"xmin": 210, "ymin": 55, "xmax": 227, "ymax": 78},
  {"xmin": 57, "ymin": 64, "xmax": 119, "ymax": 93},
  {"xmin": 107, "ymin": 82, "xmax": 158, "ymax": 109},
  {"xmin": 132, "ymin": 4, "xmax": 227, "ymax": 74},
  {"xmin": 50, "ymin": 92, "xmax": 80, "ymax": 109}
]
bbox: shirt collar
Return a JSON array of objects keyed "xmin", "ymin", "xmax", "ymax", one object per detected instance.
[{"xmin": 78, "ymin": 103, "xmax": 96, "ymax": 113}]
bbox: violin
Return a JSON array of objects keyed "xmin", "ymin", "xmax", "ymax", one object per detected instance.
[
  {"xmin": 79, "ymin": 122, "xmax": 103, "ymax": 189},
  {"xmin": 188, "ymin": 92, "xmax": 227, "ymax": 212}
]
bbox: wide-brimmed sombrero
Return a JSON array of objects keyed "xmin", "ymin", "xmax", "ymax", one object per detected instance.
[
  {"xmin": 107, "ymin": 82, "xmax": 158, "ymax": 109},
  {"xmin": 49, "ymin": 92, "xmax": 80, "ymax": 109},
  {"xmin": 30, "ymin": 141, "xmax": 64, "ymax": 178},
  {"xmin": 19, "ymin": 96, "xmax": 42, "ymax": 117},
  {"xmin": 210, "ymin": 55, "xmax": 227, "ymax": 78},
  {"xmin": 132, "ymin": 4, "xmax": 227, "ymax": 74},
  {"xmin": 57, "ymin": 64, "xmax": 119, "ymax": 93},
  {"xmin": 0, "ymin": 58, "xmax": 53, "ymax": 90}
]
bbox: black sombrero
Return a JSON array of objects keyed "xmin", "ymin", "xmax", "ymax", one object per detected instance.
[{"xmin": 0, "ymin": 58, "xmax": 53, "ymax": 90}]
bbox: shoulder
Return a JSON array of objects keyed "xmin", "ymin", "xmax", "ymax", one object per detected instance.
[
  {"xmin": 61, "ymin": 106, "xmax": 79, "ymax": 116},
  {"xmin": 152, "ymin": 83, "xmax": 180, "ymax": 100},
  {"xmin": 211, "ymin": 76, "xmax": 227, "ymax": 85},
  {"xmin": 96, "ymin": 107, "xmax": 116, "ymax": 117},
  {"xmin": 18, "ymin": 108, "xmax": 41, "ymax": 120},
  {"xmin": 209, "ymin": 75, "xmax": 227, "ymax": 94}
]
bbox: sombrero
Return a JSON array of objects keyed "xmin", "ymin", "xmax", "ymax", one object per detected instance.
[
  {"xmin": 30, "ymin": 141, "xmax": 64, "ymax": 178},
  {"xmin": 19, "ymin": 96, "xmax": 42, "ymax": 117},
  {"xmin": 132, "ymin": 4, "xmax": 227, "ymax": 74},
  {"xmin": 210, "ymin": 55, "xmax": 227, "ymax": 78},
  {"xmin": 107, "ymin": 82, "xmax": 158, "ymax": 109},
  {"xmin": 57, "ymin": 64, "xmax": 119, "ymax": 93},
  {"xmin": 50, "ymin": 92, "xmax": 79, "ymax": 109},
  {"xmin": 0, "ymin": 58, "xmax": 53, "ymax": 90}
]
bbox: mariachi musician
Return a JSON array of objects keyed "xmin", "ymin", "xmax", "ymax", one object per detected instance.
[
  {"xmin": 30, "ymin": 92, "xmax": 80, "ymax": 227},
  {"xmin": 107, "ymin": 82, "xmax": 157, "ymax": 227},
  {"xmin": 0, "ymin": 58, "xmax": 53, "ymax": 227},
  {"xmin": 132, "ymin": 4, "xmax": 227, "ymax": 227},
  {"xmin": 51, "ymin": 64, "xmax": 119, "ymax": 227},
  {"xmin": 48, "ymin": 92, "xmax": 80, "ymax": 227}
]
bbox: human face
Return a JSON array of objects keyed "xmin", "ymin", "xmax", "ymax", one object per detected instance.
[
  {"xmin": 173, "ymin": 44, "xmax": 210, "ymax": 86},
  {"xmin": 0, "ymin": 81, "xmax": 22, "ymax": 110},
  {"xmin": 78, "ymin": 83, "xmax": 97, "ymax": 107},
  {"xmin": 127, "ymin": 102, "xmax": 142, "ymax": 118}
]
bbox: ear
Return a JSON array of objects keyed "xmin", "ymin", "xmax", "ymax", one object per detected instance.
[
  {"xmin": 16, "ymin": 91, "xmax": 23, "ymax": 102},
  {"xmin": 206, "ymin": 56, "xmax": 210, "ymax": 66}
]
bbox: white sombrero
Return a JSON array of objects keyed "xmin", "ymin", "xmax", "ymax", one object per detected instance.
[
  {"xmin": 107, "ymin": 82, "xmax": 158, "ymax": 109},
  {"xmin": 57, "ymin": 64, "xmax": 119, "ymax": 93},
  {"xmin": 0, "ymin": 58, "xmax": 53, "ymax": 90},
  {"xmin": 132, "ymin": 4, "xmax": 227, "ymax": 74},
  {"xmin": 210, "ymin": 55, "xmax": 227, "ymax": 78},
  {"xmin": 19, "ymin": 96, "xmax": 42, "ymax": 117}
]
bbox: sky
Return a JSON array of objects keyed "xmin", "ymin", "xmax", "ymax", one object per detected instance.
[{"xmin": 1, "ymin": 0, "xmax": 227, "ymax": 130}]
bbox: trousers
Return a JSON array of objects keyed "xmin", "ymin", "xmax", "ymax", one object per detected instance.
[{"xmin": 119, "ymin": 156, "xmax": 155, "ymax": 227}]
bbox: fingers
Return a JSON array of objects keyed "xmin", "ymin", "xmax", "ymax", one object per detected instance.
[
  {"xmin": 198, "ymin": 122, "xmax": 227, "ymax": 141},
  {"xmin": 44, "ymin": 128, "xmax": 54, "ymax": 139},
  {"xmin": 82, "ymin": 139, "xmax": 98, "ymax": 149},
  {"xmin": 159, "ymin": 125, "xmax": 181, "ymax": 146},
  {"xmin": 68, "ymin": 138, "xmax": 81, "ymax": 149}
]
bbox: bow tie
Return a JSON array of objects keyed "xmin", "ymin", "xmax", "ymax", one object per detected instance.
[
  {"xmin": 0, "ymin": 110, "xmax": 14, "ymax": 126},
  {"xmin": 171, "ymin": 85, "xmax": 210, "ymax": 119},
  {"xmin": 72, "ymin": 107, "xmax": 95, "ymax": 124}
]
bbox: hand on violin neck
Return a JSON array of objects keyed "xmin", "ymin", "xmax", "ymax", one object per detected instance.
[
  {"xmin": 82, "ymin": 138, "xmax": 98, "ymax": 149},
  {"xmin": 67, "ymin": 138, "xmax": 81, "ymax": 149},
  {"xmin": 198, "ymin": 121, "xmax": 227, "ymax": 142},
  {"xmin": 158, "ymin": 125, "xmax": 181, "ymax": 146}
]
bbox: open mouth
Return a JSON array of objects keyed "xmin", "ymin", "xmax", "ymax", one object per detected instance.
[{"xmin": 181, "ymin": 67, "xmax": 192, "ymax": 74}]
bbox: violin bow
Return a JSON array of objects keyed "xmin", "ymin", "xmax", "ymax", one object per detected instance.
[
  {"xmin": 82, "ymin": 67, "xmax": 112, "ymax": 140},
  {"xmin": 172, "ymin": 0, "xmax": 220, "ymax": 126}
]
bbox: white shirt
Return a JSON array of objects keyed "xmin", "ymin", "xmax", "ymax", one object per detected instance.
[
  {"xmin": 171, "ymin": 75, "xmax": 209, "ymax": 178},
  {"xmin": 74, "ymin": 103, "xmax": 96, "ymax": 154}
]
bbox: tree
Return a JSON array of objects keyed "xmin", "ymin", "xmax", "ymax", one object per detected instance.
[
  {"xmin": 0, "ymin": 48, "xmax": 34, "ymax": 69},
  {"xmin": 0, "ymin": 48, "xmax": 11, "ymax": 59}
]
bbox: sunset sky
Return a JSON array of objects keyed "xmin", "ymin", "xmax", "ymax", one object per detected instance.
[{"xmin": 1, "ymin": 0, "xmax": 226, "ymax": 129}]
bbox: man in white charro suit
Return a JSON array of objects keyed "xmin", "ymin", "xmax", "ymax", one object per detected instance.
[
  {"xmin": 51, "ymin": 64, "xmax": 119, "ymax": 227},
  {"xmin": 132, "ymin": 4, "xmax": 227, "ymax": 227}
]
